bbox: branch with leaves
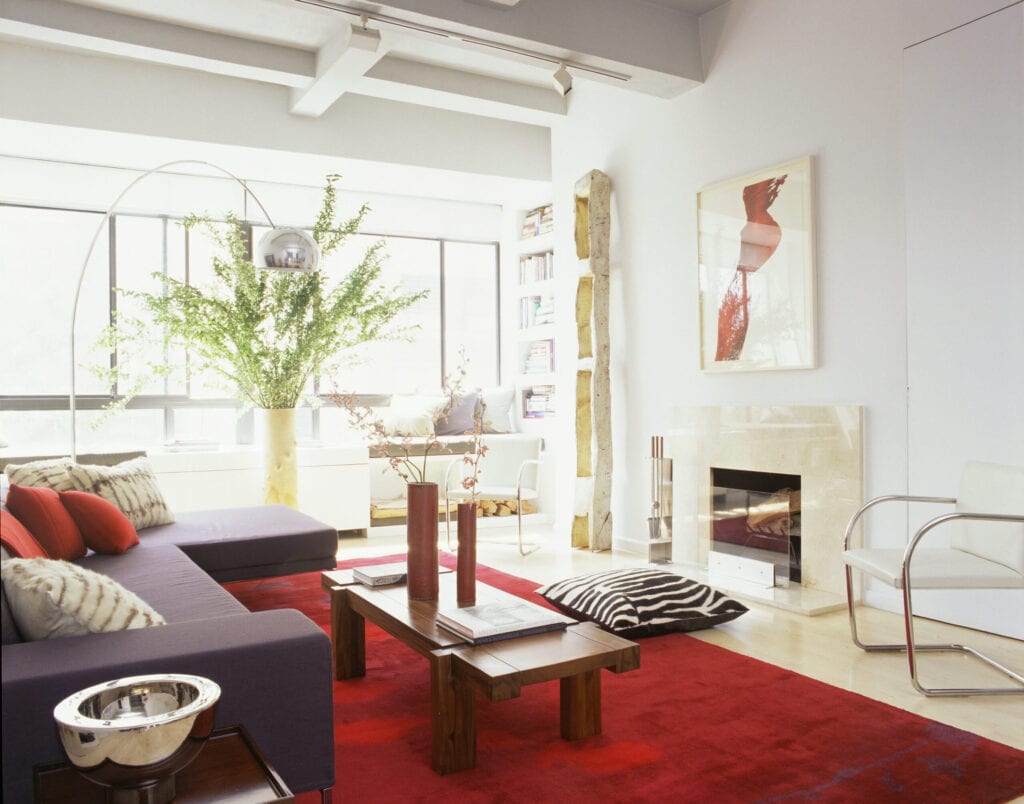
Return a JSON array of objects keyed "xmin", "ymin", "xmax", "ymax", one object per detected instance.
[{"xmin": 92, "ymin": 174, "xmax": 428, "ymax": 415}]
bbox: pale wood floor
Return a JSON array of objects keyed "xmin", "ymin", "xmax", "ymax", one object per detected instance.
[{"xmin": 340, "ymin": 523, "xmax": 1024, "ymax": 758}]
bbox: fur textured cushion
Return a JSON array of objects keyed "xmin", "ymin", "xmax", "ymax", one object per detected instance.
[
  {"xmin": 537, "ymin": 568, "xmax": 748, "ymax": 637},
  {"xmin": 4, "ymin": 458, "xmax": 83, "ymax": 493},
  {"xmin": 67, "ymin": 457, "xmax": 174, "ymax": 530},
  {"xmin": 1, "ymin": 558, "xmax": 165, "ymax": 640}
]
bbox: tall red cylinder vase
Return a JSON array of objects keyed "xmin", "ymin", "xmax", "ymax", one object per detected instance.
[
  {"xmin": 457, "ymin": 501, "xmax": 477, "ymax": 606},
  {"xmin": 406, "ymin": 482, "xmax": 439, "ymax": 601}
]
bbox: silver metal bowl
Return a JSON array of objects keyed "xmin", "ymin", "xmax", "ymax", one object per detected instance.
[{"xmin": 54, "ymin": 674, "xmax": 220, "ymax": 804}]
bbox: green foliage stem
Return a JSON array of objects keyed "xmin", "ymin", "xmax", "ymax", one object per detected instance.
[{"xmin": 96, "ymin": 175, "xmax": 427, "ymax": 413}]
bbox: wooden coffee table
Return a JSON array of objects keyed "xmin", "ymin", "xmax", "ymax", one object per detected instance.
[{"xmin": 321, "ymin": 570, "xmax": 640, "ymax": 774}]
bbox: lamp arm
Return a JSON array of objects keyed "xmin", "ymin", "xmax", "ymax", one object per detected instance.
[{"xmin": 69, "ymin": 160, "xmax": 276, "ymax": 461}]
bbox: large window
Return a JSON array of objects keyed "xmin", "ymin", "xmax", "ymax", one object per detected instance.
[{"xmin": 0, "ymin": 201, "xmax": 500, "ymax": 452}]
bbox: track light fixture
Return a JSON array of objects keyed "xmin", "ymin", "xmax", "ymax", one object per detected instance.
[{"xmin": 552, "ymin": 63, "xmax": 572, "ymax": 96}]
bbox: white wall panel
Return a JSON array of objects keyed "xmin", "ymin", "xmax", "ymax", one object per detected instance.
[{"xmin": 903, "ymin": 3, "xmax": 1024, "ymax": 635}]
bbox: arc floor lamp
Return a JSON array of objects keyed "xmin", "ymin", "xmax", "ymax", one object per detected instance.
[{"xmin": 69, "ymin": 159, "xmax": 321, "ymax": 461}]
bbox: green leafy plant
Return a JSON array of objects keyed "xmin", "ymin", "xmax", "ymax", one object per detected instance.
[{"xmin": 94, "ymin": 174, "xmax": 426, "ymax": 412}]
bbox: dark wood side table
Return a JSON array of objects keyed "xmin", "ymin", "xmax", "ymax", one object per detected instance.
[{"xmin": 34, "ymin": 725, "xmax": 293, "ymax": 803}]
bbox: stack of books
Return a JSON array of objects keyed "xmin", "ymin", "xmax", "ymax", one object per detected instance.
[
  {"xmin": 353, "ymin": 562, "xmax": 407, "ymax": 587},
  {"xmin": 522, "ymin": 339, "xmax": 555, "ymax": 374},
  {"xmin": 520, "ymin": 204, "xmax": 554, "ymax": 238},
  {"xmin": 519, "ymin": 251, "xmax": 554, "ymax": 283},
  {"xmin": 522, "ymin": 385, "xmax": 556, "ymax": 418},
  {"xmin": 519, "ymin": 295, "xmax": 556, "ymax": 329},
  {"xmin": 436, "ymin": 600, "xmax": 571, "ymax": 644}
]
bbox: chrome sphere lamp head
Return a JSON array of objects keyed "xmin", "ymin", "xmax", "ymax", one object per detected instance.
[{"xmin": 257, "ymin": 226, "xmax": 320, "ymax": 272}]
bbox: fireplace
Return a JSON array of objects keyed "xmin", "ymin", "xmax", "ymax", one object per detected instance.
[
  {"xmin": 711, "ymin": 468, "xmax": 801, "ymax": 586},
  {"xmin": 667, "ymin": 406, "xmax": 862, "ymax": 614}
]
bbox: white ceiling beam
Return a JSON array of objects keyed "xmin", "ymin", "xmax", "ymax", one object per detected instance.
[
  {"xmin": 0, "ymin": 0, "xmax": 315, "ymax": 87},
  {"xmin": 355, "ymin": 56, "xmax": 566, "ymax": 125},
  {"xmin": 313, "ymin": 0, "xmax": 706, "ymax": 96},
  {"xmin": 290, "ymin": 23, "xmax": 390, "ymax": 117}
]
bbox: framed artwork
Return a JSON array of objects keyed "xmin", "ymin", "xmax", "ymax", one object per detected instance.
[{"xmin": 697, "ymin": 156, "xmax": 816, "ymax": 372}]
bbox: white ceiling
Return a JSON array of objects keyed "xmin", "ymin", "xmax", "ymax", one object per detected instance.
[
  {"xmin": 3, "ymin": 0, "xmax": 726, "ymax": 124},
  {"xmin": 0, "ymin": 0, "xmax": 729, "ymax": 203}
]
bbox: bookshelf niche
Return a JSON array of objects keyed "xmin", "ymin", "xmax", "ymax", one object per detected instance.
[{"xmin": 517, "ymin": 204, "xmax": 556, "ymax": 421}]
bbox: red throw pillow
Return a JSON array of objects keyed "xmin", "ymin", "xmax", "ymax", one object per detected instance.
[
  {"xmin": 0, "ymin": 509, "xmax": 49, "ymax": 558},
  {"xmin": 4, "ymin": 484, "xmax": 86, "ymax": 560},
  {"xmin": 59, "ymin": 491, "xmax": 140, "ymax": 555}
]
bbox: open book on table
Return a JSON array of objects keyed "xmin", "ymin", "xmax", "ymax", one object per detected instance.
[{"xmin": 437, "ymin": 599, "xmax": 574, "ymax": 644}]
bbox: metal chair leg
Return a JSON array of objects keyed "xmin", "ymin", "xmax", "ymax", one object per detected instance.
[
  {"xmin": 845, "ymin": 565, "xmax": 1024, "ymax": 696},
  {"xmin": 902, "ymin": 570, "xmax": 1024, "ymax": 697}
]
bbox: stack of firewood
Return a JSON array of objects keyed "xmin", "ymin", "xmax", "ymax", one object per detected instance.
[{"xmin": 476, "ymin": 499, "xmax": 538, "ymax": 517}]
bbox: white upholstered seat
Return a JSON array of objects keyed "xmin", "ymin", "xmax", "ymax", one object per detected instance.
[
  {"xmin": 841, "ymin": 460, "xmax": 1024, "ymax": 696},
  {"xmin": 444, "ymin": 435, "xmax": 542, "ymax": 556}
]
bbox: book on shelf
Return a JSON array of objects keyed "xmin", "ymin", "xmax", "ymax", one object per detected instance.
[
  {"xmin": 436, "ymin": 599, "xmax": 572, "ymax": 644},
  {"xmin": 519, "ymin": 295, "xmax": 555, "ymax": 329},
  {"xmin": 353, "ymin": 562, "xmax": 407, "ymax": 587},
  {"xmin": 522, "ymin": 339, "xmax": 554, "ymax": 374},
  {"xmin": 523, "ymin": 384, "xmax": 555, "ymax": 418},
  {"xmin": 520, "ymin": 204, "xmax": 553, "ymax": 239},
  {"xmin": 518, "ymin": 251, "xmax": 554, "ymax": 284}
]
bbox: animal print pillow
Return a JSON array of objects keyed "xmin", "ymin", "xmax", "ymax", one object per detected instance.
[
  {"xmin": 4, "ymin": 458, "xmax": 83, "ymax": 493},
  {"xmin": 1, "ymin": 558, "xmax": 165, "ymax": 641},
  {"xmin": 537, "ymin": 568, "xmax": 748, "ymax": 638},
  {"xmin": 67, "ymin": 457, "xmax": 174, "ymax": 530}
]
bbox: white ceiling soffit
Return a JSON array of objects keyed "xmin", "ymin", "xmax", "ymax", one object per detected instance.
[{"xmin": 0, "ymin": 0, "xmax": 708, "ymax": 124}]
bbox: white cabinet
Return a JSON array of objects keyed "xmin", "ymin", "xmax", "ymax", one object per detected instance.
[{"xmin": 148, "ymin": 445, "xmax": 370, "ymax": 531}]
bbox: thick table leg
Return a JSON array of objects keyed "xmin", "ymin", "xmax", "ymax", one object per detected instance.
[
  {"xmin": 430, "ymin": 650, "xmax": 476, "ymax": 774},
  {"xmin": 560, "ymin": 669, "xmax": 602, "ymax": 739},
  {"xmin": 330, "ymin": 587, "xmax": 365, "ymax": 680}
]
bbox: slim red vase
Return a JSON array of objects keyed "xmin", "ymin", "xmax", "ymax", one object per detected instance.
[
  {"xmin": 457, "ymin": 501, "xmax": 478, "ymax": 606},
  {"xmin": 406, "ymin": 482, "xmax": 439, "ymax": 601}
]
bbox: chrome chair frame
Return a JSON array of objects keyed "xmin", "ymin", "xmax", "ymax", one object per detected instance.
[
  {"xmin": 444, "ymin": 457, "xmax": 541, "ymax": 557},
  {"xmin": 843, "ymin": 495, "xmax": 1024, "ymax": 697}
]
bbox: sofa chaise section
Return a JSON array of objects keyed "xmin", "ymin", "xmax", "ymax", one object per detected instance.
[{"xmin": 141, "ymin": 504, "xmax": 339, "ymax": 581}]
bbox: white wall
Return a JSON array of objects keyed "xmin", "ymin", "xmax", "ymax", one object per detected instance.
[
  {"xmin": 550, "ymin": 0, "xmax": 906, "ymax": 537},
  {"xmin": 548, "ymin": 0, "xmax": 1021, "ymax": 635},
  {"xmin": 901, "ymin": 2, "xmax": 1023, "ymax": 636}
]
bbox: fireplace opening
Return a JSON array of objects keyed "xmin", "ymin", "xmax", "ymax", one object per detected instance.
[{"xmin": 711, "ymin": 468, "xmax": 801, "ymax": 586}]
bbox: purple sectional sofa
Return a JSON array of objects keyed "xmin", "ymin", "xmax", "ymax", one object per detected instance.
[{"xmin": 1, "ymin": 504, "xmax": 339, "ymax": 803}]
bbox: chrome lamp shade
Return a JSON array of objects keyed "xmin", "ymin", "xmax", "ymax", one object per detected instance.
[{"xmin": 257, "ymin": 227, "xmax": 320, "ymax": 272}]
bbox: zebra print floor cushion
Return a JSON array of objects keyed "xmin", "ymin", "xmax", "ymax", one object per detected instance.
[{"xmin": 537, "ymin": 568, "xmax": 748, "ymax": 638}]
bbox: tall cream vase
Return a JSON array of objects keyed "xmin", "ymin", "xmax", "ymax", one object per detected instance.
[{"xmin": 262, "ymin": 407, "xmax": 298, "ymax": 508}]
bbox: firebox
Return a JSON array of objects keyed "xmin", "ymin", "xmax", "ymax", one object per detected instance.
[{"xmin": 711, "ymin": 468, "xmax": 801, "ymax": 586}]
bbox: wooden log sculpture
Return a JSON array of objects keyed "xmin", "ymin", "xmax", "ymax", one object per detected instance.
[{"xmin": 573, "ymin": 170, "xmax": 612, "ymax": 551}]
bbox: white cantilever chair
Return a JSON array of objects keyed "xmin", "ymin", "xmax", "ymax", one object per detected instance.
[
  {"xmin": 841, "ymin": 460, "xmax": 1024, "ymax": 697},
  {"xmin": 444, "ymin": 435, "xmax": 542, "ymax": 557}
]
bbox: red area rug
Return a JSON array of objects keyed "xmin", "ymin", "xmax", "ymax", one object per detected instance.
[{"xmin": 225, "ymin": 554, "xmax": 1024, "ymax": 803}]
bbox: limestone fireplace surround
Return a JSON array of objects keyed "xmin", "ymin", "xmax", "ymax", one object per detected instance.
[{"xmin": 668, "ymin": 405, "xmax": 862, "ymax": 614}]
